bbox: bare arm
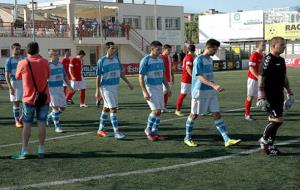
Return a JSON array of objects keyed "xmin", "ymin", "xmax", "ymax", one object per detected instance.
[
  {"xmin": 284, "ymin": 76, "xmax": 293, "ymax": 95},
  {"xmin": 63, "ymin": 75, "xmax": 73, "ymax": 90},
  {"xmin": 163, "ymin": 73, "xmax": 172, "ymax": 97},
  {"xmin": 197, "ymin": 75, "xmax": 224, "ymax": 92},
  {"xmin": 95, "ymin": 76, "xmax": 101, "ymax": 98},
  {"xmin": 139, "ymin": 74, "xmax": 150, "ymax": 100},
  {"xmin": 257, "ymin": 75, "xmax": 266, "ymax": 99},
  {"xmin": 5, "ymin": 72, "xmax": 14, "ymax": 95},
  {"xmin": 249, "ymin": 66, "xmax": 258, "ymax": 79},
  {"xmin": 186, "ymin": 65, "xmax": 192, "ymax": 77},
  {"xmin": 121, "ymin": 69, "xmax": 133, "ymax": 90}
]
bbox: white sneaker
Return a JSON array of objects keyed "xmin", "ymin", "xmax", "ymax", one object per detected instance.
[
  {"xmin": 80, "ymin": 104, "xmax": 88, "ymax": 108},
  {"xmin": 55, "ymin": 127, "xmax": 64, "ymax": 133},
  {"xmin": 245, "ymin": 115, "xmax": 254, "ymax": 121}
]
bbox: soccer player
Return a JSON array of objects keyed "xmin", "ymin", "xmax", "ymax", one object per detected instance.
[
  {"xmin": 47, "ymin": 50, "xmax": 73, "ymax": 133},
  {"xmin": 5, "ymin": 43, "xmax": 24, "ymax": 128},
  {"xmin": 139, "ymin": 41, "xmax": 171, "ymax": 141},
  {"xmin": 61, "ymin": 49, "xmax": 72, "ymax": 96},
  {"xmin": 183, "ymin": 39, "xmax": 241, "ymax": 147},
  {"xmin": 160, "ymin": 44, "xmax": 174, "ymax": 112},
  {"xmin": 95, "ymin": 42, "xmax": 133, "ymax": 140},
  {"xmin": 257, "ymin": 37, "xmax": 294, "ymax": 156},
  {"xmin": 244, "ymin": 41, "xmax": 266, "ymax": 121},
  {"xmin": 175, "ymin": 44, "xmax": 196, "ymax": 116},
  {"xmin": 66, "ymin": 50, "xmax": 87, "ymax": 107}
]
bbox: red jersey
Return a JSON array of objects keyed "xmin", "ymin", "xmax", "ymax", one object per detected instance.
[
  {"xmin": 181, "ymin": 54, "xmax": 194, "ymax": 83},
  {"xmin": 160, "ymin": 54, "xmax": 172, "ymax": 82},
  {"xmin": 69, "ymin": 57, "xmax": 83, "ymax": 81},
  {"xmin": 61, "ymin": 57, "xmax": 71, "ymax": 80},
  {"xmin": 248, "ymin": 51, "xmax": 263, "ymax": 80}
]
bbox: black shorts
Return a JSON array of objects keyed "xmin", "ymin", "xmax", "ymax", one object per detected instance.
[{"xmin": 266, "ymin": 92, "xmax": 284, "ymax": 118}]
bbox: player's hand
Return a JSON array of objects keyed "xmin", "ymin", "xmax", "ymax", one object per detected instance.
[
  {"xmin": 284, "ymin": 94, "xmax": 295, "ymax": 110},
  {"xmin": 143, "ymin": 90, "xmax": 151, "ymax": 101},
  {"xmin": 127, "ymin": 83, "xmax": 134, "ymax": 90},
  {"xmin": 9, "ymin": 87, "xmax": 15, "ymax": 96},
  {"xmin": 256, "ymin": 99, "xmax": 268, "ymax": 111},
  {"xmin": 167, "ymin": 89, "xmax": 172, "ymax": 97},
  {"xmin": 213, "ymin": 84, "xmax": 224, "ymax": 92}
]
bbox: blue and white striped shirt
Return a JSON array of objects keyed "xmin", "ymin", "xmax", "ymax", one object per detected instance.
[
  {"xmin": 191, "ymin": 55, "xmax": 216, "ymax": 98},
  {"xmin": 139, "ymin": 55, "xmax": 164, "ymax": 86},
  {"xmin": 5, "ymin": 56, "xmax": 24, "ymax": 81},
  {"xmin": 97, "ymin": 56, "xmax": 122, "ymax": 86},
  {"xmin": 48, "ymin": 61, "xmax": 66, "ymax": 88}
]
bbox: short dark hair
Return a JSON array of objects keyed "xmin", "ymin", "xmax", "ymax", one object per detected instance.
[
  {"xmin": 11, "ymin": 43, "xmax": 21, "ymax": 49},
  {"xmin": 188, "ymin": 44, "xmax": 196, "ymax": 52},
  {"xmin": 105, "ymin": 41, "xmax": 115, "ymax": 50},
  {"xmin": 271, "ymin": 36, "xmax": 285, "ymax": 47},
  {"xmin": 150, "ymin": 41, "xmax": 162, "ymax": 48},
  {"xmin": 78, "ymin": 50, "xmax": 86, "ymax": 56},
  {"xmin": 256, "ymin": 40, "xmax": 266, "ymax": 48},
  {"xmin": 27, "ymin": 42, "xmax": 39, "ymax": 55},
  {"xmin": 206, "ymin": 39, "xmax": 220, "ymax": 48},
  {"xmin": 163, "ymin": 44, "xmax": 172, "ymax": 49}
]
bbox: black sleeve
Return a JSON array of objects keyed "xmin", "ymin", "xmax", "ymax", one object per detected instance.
[{"xmin": 260, "ymin": 54, "xmax": 272, "ymax": 76}]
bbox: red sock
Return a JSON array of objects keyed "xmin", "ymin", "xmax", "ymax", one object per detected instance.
[
  {"xmin": 80, "ymin": 89, "xmax": 86, "ymax": 104},
  {"xmin": 164, "ymin": 93, "xmax": 168, "ymax": 108},
  {"xmin": 66, "ymin": 91, "xmax": 76, "ymax": 101},
  {"xmin": 245, "ymin": 99, "xmax": 252, "ymax": 116},
  {"xmin": 176, "ymin": 94, "xmax": 187, "ymax": 111}
]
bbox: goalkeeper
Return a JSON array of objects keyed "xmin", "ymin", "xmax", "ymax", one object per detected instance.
[{"xmin": 256, "ymin": 36, "xmax": 294, "ymax": 156}]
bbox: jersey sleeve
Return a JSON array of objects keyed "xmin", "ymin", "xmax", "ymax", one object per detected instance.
[
  {"xmin": 5, "ymin": 58, "xmax": 11, "ymax": 73},
  {"xmin": 249, "ymin": 53, "xmax": 257, "ymax": 67},
  {"xmin": 195, "ymin": 56, "xmax": 204, "ymax": 76},
  {"xmin": 185, "ymin": 55, "xmax": 193, "ymax": 66},
  {"xmin": 260, "ymin": 55, "xmax": 271, "ymax": 76},
  {"xmin": 139, "ymin": 57, "xmax": 148, "ymax": 75},
  {"xmin": 96, "ymin": 58, "xmax": 103, "ymax": 76}
]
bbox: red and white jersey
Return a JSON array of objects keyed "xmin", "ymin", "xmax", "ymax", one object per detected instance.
[
  {"xmin": 181, "ymin": 54, "xmax": 194, "ymax": 83},
  {"xmin": 160, "ymin": 54, "xmax": 172, "ymax": 82},
  {"xmin": 69, "ymin": 57, "xmax": 83, "ymax": 81},
  {"xmin": 61, "ymin": 57, "xmax": 71, "ymax": 80},
  {"xmin": 247, "ymin": 51, "xmax": 263, "ymax": 81}
]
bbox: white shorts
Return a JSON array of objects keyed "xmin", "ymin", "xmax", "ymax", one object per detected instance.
[
  {"xmin": 9, "ymin": 80, "xmax": 23, "ymax": 102},
  {"xmin": 180, "ymin": 82, "xmax": 191, "ymax": 94},
  {"xmin": 49, "ymin": 87, "xmax": 66, "ymax": 107},
  {"xmin": 247, "ymin": 78, "xmax": 258, "ymax": 97},
  {"xmin": 163, "ymin": 82, "xmax": 172, "ymax": 94},
  {"xmin": 100, "ymin": 86, "xmax": 118, "ymax": 109},
  {"xmin": 146, "ymin": 85, "xmax": 164, "ymax": 111},
  {"xmin": 71, "ymin": 80, "xmax": 86, "ymax": 90},
  {"xmin": 191, "ymin": 95, "xmax": 220, "ymax": 115}
]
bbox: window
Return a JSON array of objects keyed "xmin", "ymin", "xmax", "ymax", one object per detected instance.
[
  {"xmin": 48, "ymin": 49, "xmax": 71, "ymax": 57},
  {"xmin": 1, "ymin": 49, "xmax": 10, "ymax": 58},
  {"xmin": 165, "ymin": 17, "xmax": 181, "ymax": 30},
  {"xmin": 145, "ymin": 16, "xmax": 162, "ymax": 30},
  {"xmin": 123, "ymin": 16, "xmax": 141, "ymax": 29},
  {"xmin": 294, "ymin": 44, "xmax": 300, "ymax": 54},
  {"xmin": 286, "ymin": 44, "xmax": 293, "ymax": 55}
]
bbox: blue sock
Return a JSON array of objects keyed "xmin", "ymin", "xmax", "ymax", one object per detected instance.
[
  {"xmin": 38, "ymin": 145, "xmax": 45, "ymax": 154},
  {"xmin": 47, "ymin": 112, "xmax": 53, "ymax": 121},
  {"xmin": 146, "ymin": 113, "xmax": 156, "ymax": 134},
  {"xmin": 152, "ymin": 116, "xmax": 160, "ymax": 134},
  {"xmin": 214, "ymin": 119, "xmax": 230, "ymax": 142},
  {"xmin": 13, "ymin": 107, "xmax": 20, "ymax": 122},
  {"xmin": 21, "ymin": 147, "xmax": 28, "ymax": 155},
  {"xmin": 98, "ymin": 111, "xmax": 109, "ymax": 131},
  {"xmin": 110, "ymin": 113, "xmax": 119, "ymax": 133},
  {"xmin": 185, "ymin": 117, "xmax": 194, "ymax": 140},
  {"xmin": 51, "ymin": 111, "xmax": 61, "ymax": 128}
]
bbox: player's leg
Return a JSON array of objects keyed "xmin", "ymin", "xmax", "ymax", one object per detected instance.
[
  {"xmin": 162, "ymin": 83, "xmax": 171, "ymax": 112},
  {"xmin": 36, "ymin": 104, "xmax": 49, "ymax": 158},
  {"xmin": 210, "ymin": 96, "xmax": 241, "ymax": 147},
  {"xmin": 12, "ymin": 101, "xmax": 23, "ymax": 128},
  {"xmin": 184, "ymin": 98, "xmax": 199, "ymax": 147},
  {"xmin": 245, "ymin": 78, "xmax": 257, "ymax": 121},
  {"xmin": 110, "ymin": 108, "xmax": 126, "ymax": 140},
  {"xmin": 50, "ymin": 106, "xmax": 63, "ymax": 133},
  {"xmin": 79, "ymin": 80, "xmax": 87, "ymax": 107},
  {"xmin": 175, "ymin": 82, "xmax": 190, "ymax": 116},
  {"xmin": 97, "ymin": 106, "xmax": 110, "ymax": 137}
]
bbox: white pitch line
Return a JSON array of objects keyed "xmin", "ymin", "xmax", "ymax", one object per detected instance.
[
  {"xmin": 1, "ymin": 138, "xmax": 299, "ymax": 190},
  {"xmin": 0, "ymin": 100, "xmax": 298, "ymax": 149}
]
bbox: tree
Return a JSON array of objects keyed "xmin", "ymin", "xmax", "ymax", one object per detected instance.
[{"xmin": 185, "ymin": 20, "xmax": 198, "ymax": 44}]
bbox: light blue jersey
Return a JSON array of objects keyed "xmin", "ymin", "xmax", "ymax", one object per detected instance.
[
  {"xmin": 97, "ymin": 56, "xmax": 122, "ymax": 87},
  {"xmin": 191, "ymin": 55, "xmax": 216, "ymax": 98},
  {"xmin": 5, "ymin": 56, "xmax": 24, "ymax": 81},
  {"xmin": 139, "ymin": 55, "xmax": 164, "ymax": 86},
  {"xmin": 48, "ymin": 61, "xmax": 66, "ymax": 88}
]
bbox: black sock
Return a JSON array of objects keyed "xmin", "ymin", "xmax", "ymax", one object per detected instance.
[{"xmin": 263, "ymin": 122, "xmax": 283, "ymax": 144}]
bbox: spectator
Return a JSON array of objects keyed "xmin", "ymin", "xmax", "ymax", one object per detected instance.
[
  {"xmin": 124, "ymin": 22, "xmax": 131, "ymax": 40},
  {"xmin": 92, "ymin": 18, "xmax": 98, "ymax": 36},
  {"xmin": 179, "ymin": 49, "xmax": 186, "ymax": 62},
  {"xmin": 12, "ymin": 42, "xmax": 50, "ymax": 160},
  {"xmin": 173, "ymin": 51, "xmax": 179, "ymax": 62}
]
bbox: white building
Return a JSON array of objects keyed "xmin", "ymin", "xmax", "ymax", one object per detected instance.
[{"xmin": 0, "ymin": 0, "xmax": 184, "ymax": 70}]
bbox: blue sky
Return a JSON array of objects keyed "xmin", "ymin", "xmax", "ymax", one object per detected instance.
[{"xmin": 1, "ymin": 0, "xmax": 299, "ymax": 13}]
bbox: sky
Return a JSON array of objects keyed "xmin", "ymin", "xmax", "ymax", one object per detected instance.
[{"xmin": 1, "ymin": 0, "xmax": 299, "ymax": 13}]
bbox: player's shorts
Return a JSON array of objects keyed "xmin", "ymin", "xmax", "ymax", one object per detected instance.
[
  {"xmin": 266, "ymin": 91, "xmax": 284, "ymax": 118},
  {"xmin": 71, "ymin": 80, "xmax": 86, "ymax": 90},
  {"xmin": 9, "ymin": 80, "xmax": 23, "ymax": 102},
  {"xmin": 100, "ymin": 85, "xmax": 118, "ymax": 109},
  {"xmin": 146, "ymin": 85, "xmax": 164, "ymax": 111},
  {"xmin": 49, "ymin": 87, "xmax": 66, "ymax": 107},
  {"xmin": 163, "ymin": 82, "xmax": 172, "ymax": 94},
  {"xmin": 191, "ymin": 94, "xmax": 220, "ymax": 115},
  {"xmin": 180, "ymin": 82, "xmax": 191, "ymax": 94},
  {"xmin": 247, "ymin": 78, "xmax": 258, "ymax": 97}
]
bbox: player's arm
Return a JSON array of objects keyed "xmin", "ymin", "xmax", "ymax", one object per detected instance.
[
  {"xmin": 163, "ymin": 72, "xmax": 172, "ymax": 97},
  {"xmin": 249, "ymin": 66, "xmax": 258, "ymax": 79},
  {"xmin": 95, "ymin": 60, "xmax": 102, "ymax": 98},
  {"xmin": 4, "ymin": 59, "xmax": 14, "ymax": 95},
  {"xmin": 63, "ymin": 69, "xmax": 73, "ymax": 91},
  {"xmin": 198, "ymin": 75, "xmax": 224, "ymax": 92},
  {"xmin": 69, "ymin": 60, "xmax": 75, "ymax": 80},
  {"xmin": 283, "ymin": 76, "xmax": 294, "ymax": 110},
  {"xmin": 284, "ymin": 76, "xmax": 293, "ymax": 95},
  {"xmin": 186, "ymin": 65, "xmax": 192, "ymax": 77},
  {"xmin": 257, "ymin": 55, "xmax": 270, "ymax": 100},
  {"xmin": 138, "ymin": 74, "xmax": 150, "ymax": 100},
  {"xmin": 248, "ymin": 55, "xmax": 258, "ymax": 78},
  {"xmin": 120, "ymin": 65, "xmax": 134, "ymax": 90}
]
